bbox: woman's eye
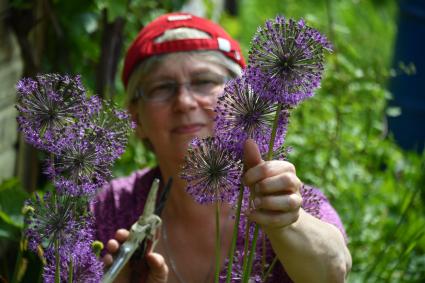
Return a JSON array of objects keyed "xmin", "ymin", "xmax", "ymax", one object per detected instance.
[
  {"xmin": 192, "ymin": 79, "xmax": 216, "ymax": 87},
  {"xmin": 160, "ymin": 83, "xmax": 175, "ymax": 90},
  {"xmin": 151, "ymin": 84, "xmax": 174, "ymax": 93}
]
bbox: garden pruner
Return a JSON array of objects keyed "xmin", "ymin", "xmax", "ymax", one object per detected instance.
[{"xmin": 101, "ymin": 177, "xmax": 171, "ymax": 283}]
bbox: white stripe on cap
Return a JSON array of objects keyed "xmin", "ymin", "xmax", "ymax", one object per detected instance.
[
  {"xmin": 217, "ymin": 37, "xmax": 231, "ymax": 52},
  {"xmin": 168, "ymin": 14, "xmax": 192, "ymax": 21}
]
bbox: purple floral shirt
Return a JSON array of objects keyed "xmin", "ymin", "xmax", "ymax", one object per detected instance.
[{"xmin": 93, "ymin": 168, "xmax": 346, "ymax": 282}]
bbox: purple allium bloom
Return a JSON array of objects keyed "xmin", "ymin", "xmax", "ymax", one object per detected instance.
[
  {"xmin": 214, "ymin": 76, "xmax": 290, "ymax": 158},
  {"xmin": 43, "ymin": 97, "xmax": 133, "ymax": 191},
  {"xmin": 43, "ymin": 240, "xmax": 103, "ymax": 283},
  {"xmin": 83, "ymin": 100, "xmax": 134, "ymax": 160},
  {"xmin": 24, "ymin": 192, "xmax": 84, "ymax": 252},
  {"xmin": 16, "ymin": 73, "xmax": 132, "ymax": 283},
  {"xmin": 47, "ymin": 137, "xmax": 112, "ymax": 189},
  {"xmin": 85, "ymin": 95, "xmax": 103, "ymax": 116},
  {"xmin": 247, "ymin": 16, "xmax": 332, "ymax": 105},
  {"xmin": 54, "ymin": 178, "xmax": 99, "ymax": 197},
  {"xmin": 300, "ymin": 184, "xmax": 323, "ymax": 219},
  {"xmin": 181, "ymin": 137, "xmax": 243, "ymax": 204},
  {"xmin": 16, "ymin": 74, "xmax": 88, "ymax": 151}
]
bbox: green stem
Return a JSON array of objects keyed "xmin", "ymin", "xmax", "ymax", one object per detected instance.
[
  {"xmin": 261, "ymin": 256, "xmax": 278, "ymax": 282},
  {"xmin": 55, "ymin": 238, "xmax": 60, "ymax": 283},
  {"xmin": 52, "ymin": 152, "xmax": 60, "ymax": 283},
  {"xmin": 11, "ymin": 229, "xmax": 27, "ymax": 283},
  {"xmin": 267, "ymin": 104, "xmax": 282, "ymax": 160},
  {"xmin": 214, "ymin": 201, "xmax": 221, "ymax": 283},
  {"xmin": 225, "ymin": 184, "xmax": 244, "ymax": 283},
  {"xmin": 242, "ymin": 225, "xmax": 260, "ymax": 283},
  {"xmin": 68, "ymin": 257, "xmax": 73, "ymax": 283},
  {"xmin": 244, "ymin": 104, "xmax": 282, "ymax": 282}
]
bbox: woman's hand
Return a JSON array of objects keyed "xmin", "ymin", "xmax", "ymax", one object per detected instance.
[
  {"xmin": 103, "ymin": 229, "xmax": 169, "ymax": 283},
  {"xmin": 242, "ymin": 139, "xmax": 351, "ymax": 282},
  {"xmin": 242, "ymin": 139, "xmax": 303, "ymax": 231}
]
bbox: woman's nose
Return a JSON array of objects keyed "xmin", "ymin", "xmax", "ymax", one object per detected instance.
[{"xmin": 172, "ymin": 84, "xmax": 198, "ymax": 111}]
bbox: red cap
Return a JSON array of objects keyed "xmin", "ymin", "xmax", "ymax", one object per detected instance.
[{"xmin": 122, "ymin": 12, "xmax": 246, "ymax": 88}]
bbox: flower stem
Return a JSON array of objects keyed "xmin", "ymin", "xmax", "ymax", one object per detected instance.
[
  {"xmin": 11, "ymin": 234, "xmax": 26, "ymax": 283},
  {"xmin": 52, "ymin": 153, "xmax": 61, "ymax": 283},
  {"xmin": 241, "ymin": 201, "xmax": 252, "ymax": 277},
  {"xmin": 55, "ymin": 238, "xmax": 60, "ymax": 283},
  {"xmin": 68, "ymin": 257, "xmax": 73, "ymax": 283},
  {"xmin": 261, "ymin": 256, "xmax": 278, "ymax": 282},
  {"xmin": 214, "ymin": 201, "xmax": 221, "ymax": 283},
  {"xmin": 242, "ymin": 225, "xmax": 260, "ymax": 283},
  {"xmin": 267, "ymin": 104, "xmax": 282, "ymax": 160},
  {"xmin": 243, "ymin": 104, "xmax": 282, "ymax": 283},
  {"xmin": 225, "ymin": 184, "xmax": 244, "ymax": 283}
]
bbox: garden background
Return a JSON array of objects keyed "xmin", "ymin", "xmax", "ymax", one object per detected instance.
[{"xmin": 0, "ymin": 0, "xmax": 424, "ymax": 282}]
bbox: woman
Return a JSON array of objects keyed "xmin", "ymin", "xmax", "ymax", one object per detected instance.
[{"xmin": 94, "ymin": 12, "xmax": 352, "ymax": 283}]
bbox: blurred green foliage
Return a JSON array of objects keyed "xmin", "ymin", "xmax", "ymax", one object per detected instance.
[{"xmin": 1, "ymin": 0, "xmax": 424, "ymax": 282}]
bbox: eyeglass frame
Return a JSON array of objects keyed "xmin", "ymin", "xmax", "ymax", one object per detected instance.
[{"xmin": 132, "ymin": 73, "xmax": 230, "ymax": 104}]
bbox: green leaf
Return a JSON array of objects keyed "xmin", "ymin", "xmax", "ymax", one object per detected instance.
[{"xmin": 0, "ymin": 178, "xmax": 29, "ymax": 235}]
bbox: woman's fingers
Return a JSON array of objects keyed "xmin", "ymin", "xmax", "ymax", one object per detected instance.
[
  {"xmin": 242, "ymin": 139, "xmax": 304, "ymax": 230},
  {"xmin": 115, "ymin": 229, "xmax": 130, "ymax": 242},
  {"xmin": 248, "ymin": 209, "xmax": 301, "ymax": 229},
  {"xmin": 243, "ymin": 161, "xmax": 296, "ymax": 187},
  {"xmin": 106, "ymin": 229, "xmax": 130, "ymax": 254},
  {"xmin": 102, "ymin": 229, "xmax": 131, "ymax": 267},
  {"xmin": 253, "ymin": 172, "xmax": 302, "ymax": 195},
  {"xmin": 102, "ymin": 239, "xmax": 120, "ymax": 267},
  {"xmin": 253, "ymin": 193, "xmax": 302, "ymax": 212},
  {"xmin": 102, "ymin": 253, "xmax": 113, "ymax": 267},
  {"xmin": 106, "ymin": 239, "xmax": 120, "ymax": 253}
]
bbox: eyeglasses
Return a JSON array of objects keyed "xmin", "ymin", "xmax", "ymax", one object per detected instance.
[{"xmin": 135, "ymin": 73, "xmax": 228, "ymax": 104}]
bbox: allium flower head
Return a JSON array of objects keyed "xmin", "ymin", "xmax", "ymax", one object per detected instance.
[
  {"xmin": 181, "ymin": 137, "xmax": 243, "ymax": 204},
  {"xmin": 47, "ymin": 137, "xmax": 112, "ymax": 188},
  {"xmin": 43, "ymin": 240, "xmax": 103, "ymax": 283},
  {"xmin": 82, "ymin": 100, "xmax": 134, "ymax": 160},
  {"xmin": 25, "ymin": 192, "xmax": 85, "ymax": 251},
  {"xmin": 16, "ymin": 74, "xmax": 87, "ymax": 150},
  {"xmin": 247, "ymin": 16, "xmax": 332, "ymax": 105},
  {"xmin": 16, "ymin": 73, "xmax": 132, "ymax": 283},
  {"xmin": 214, "ymin": 77, "xmax": 290, "ymax": 158}
]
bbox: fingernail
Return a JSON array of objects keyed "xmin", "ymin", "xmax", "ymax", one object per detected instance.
[
  {"xmin": 254, "ymin": 184, "xmax": 260, "ymax": 194},
  {"xmin": 254, "ymin": 197, "xmax": 261, "ymax": 207}
]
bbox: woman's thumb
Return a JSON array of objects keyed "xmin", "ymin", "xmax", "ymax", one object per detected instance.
[
  {"xmin": 243, "ymin": 139, "xmax": 263, "ymax": 169},
  {"xmin": 146, "ymin": 252, "xmax": 168, "ymax": 283}
]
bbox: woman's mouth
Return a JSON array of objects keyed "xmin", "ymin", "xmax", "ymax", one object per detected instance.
[{"xmin": 172, "ymin": 124, "xmax": 205, "ymax": 134}]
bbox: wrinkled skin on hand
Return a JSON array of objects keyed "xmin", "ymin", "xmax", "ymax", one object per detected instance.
[
  {"xmin": 103, "ymin": 229, "xmax": 168, "ymax": 283},
  {"xmin": 243, "ymin": 139, "xmax": 303, "ymax": 231}
]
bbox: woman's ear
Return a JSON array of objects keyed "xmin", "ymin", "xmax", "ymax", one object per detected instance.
[{"xmin": 128, "ymin": 102, "xmax": 147, "ymax": 139}]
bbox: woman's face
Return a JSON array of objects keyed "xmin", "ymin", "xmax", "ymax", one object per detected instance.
[{"xmin": 131, "ymin": 53, "xmax": 229, "ymax": 165}]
